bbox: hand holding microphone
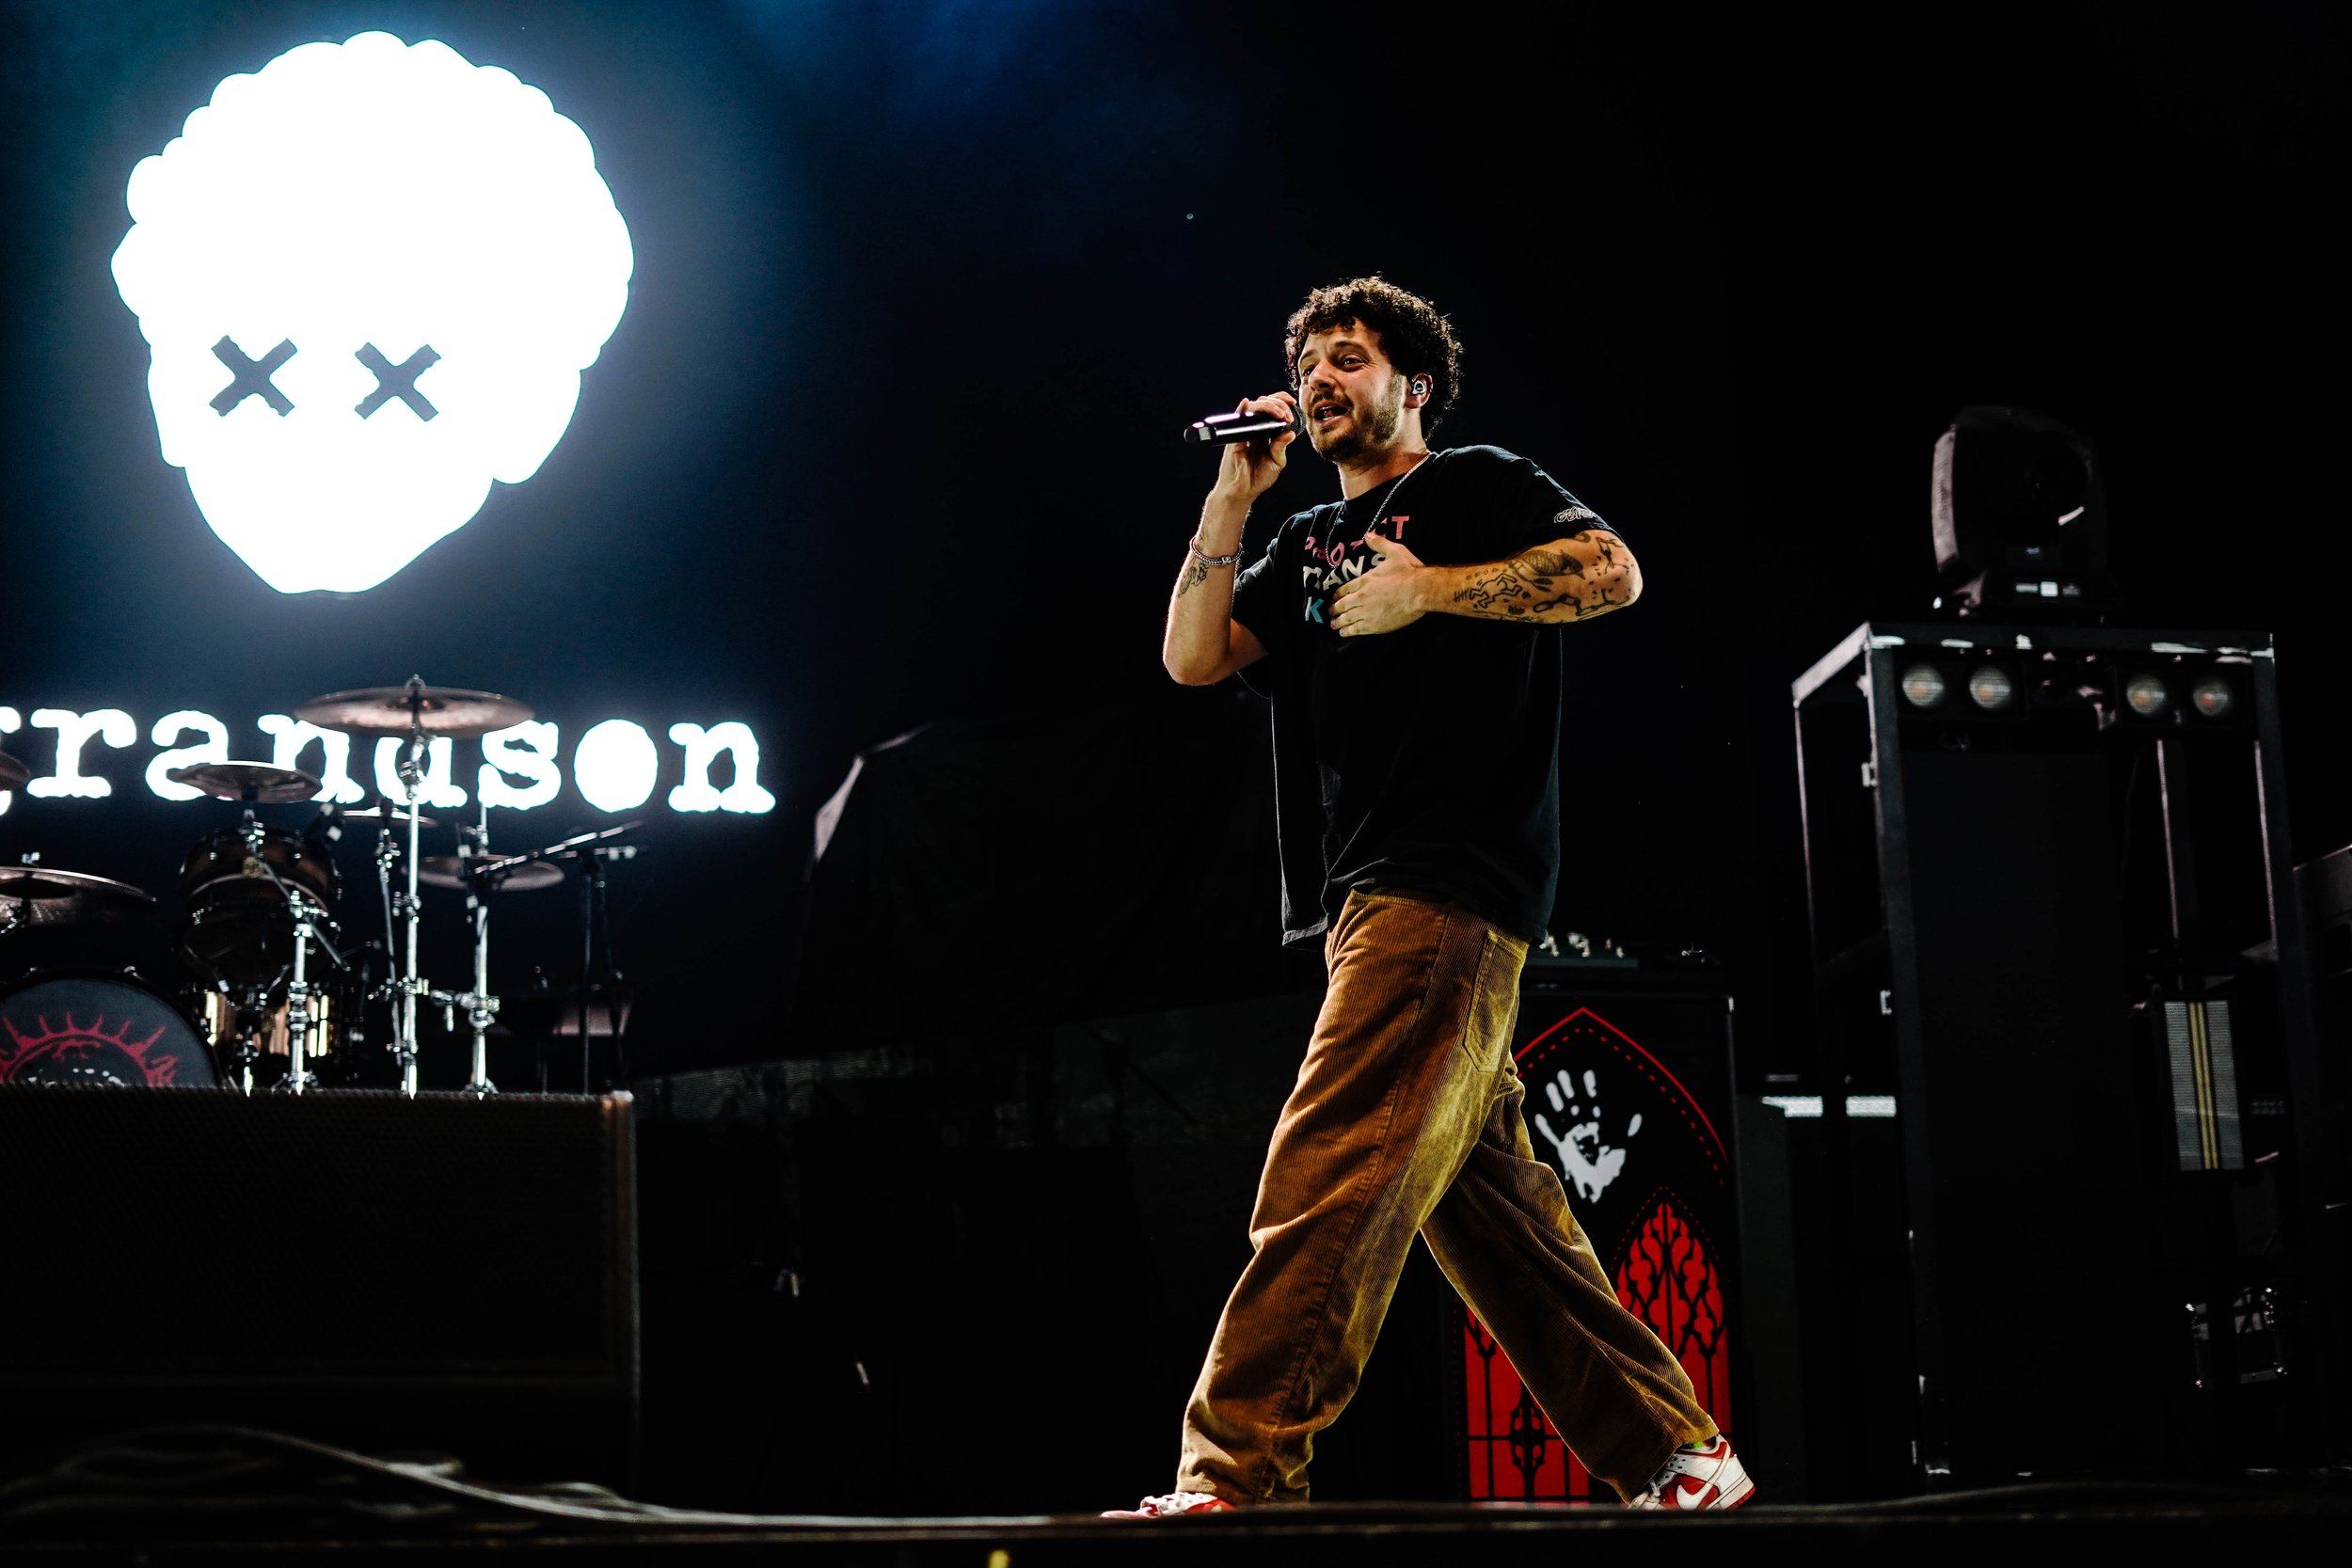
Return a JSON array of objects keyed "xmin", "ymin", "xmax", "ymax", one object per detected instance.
[
  {"xmin": 1182, "ymin": 397, "xmax": 1307, "ymax": 445},
  {"xmin": 1199, "ymin": 391, "xmax": 1302, "ymax": 507}
]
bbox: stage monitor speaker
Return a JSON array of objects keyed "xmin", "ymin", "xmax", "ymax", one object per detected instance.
[
  {"xmin": 1443, "ymin": 965, "xmax": 1742, "ymax": 1504},
  {"xmin": 0, "ymin": 1085, "xmax": 638, "ymax": 1486}
]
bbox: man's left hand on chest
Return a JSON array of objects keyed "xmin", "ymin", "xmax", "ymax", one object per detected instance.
[{"xmin": 1330, "ymin": 533, "xmax": 1429, "ymax": 638}]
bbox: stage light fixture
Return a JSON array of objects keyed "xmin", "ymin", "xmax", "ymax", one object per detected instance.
[
  {"xmin": 2123, "ymin": 674, "xmax": 2169, "ymax": 719},
  {"xmin": 1967, "ymin": 666, "xmax": 2015, "ymax": 711},
  {"xmin": 1900, "ymin": 664, "xmax": 1949, "ymax": 708},
  {"xmin": 110, "ymin": 33, "xmax": 633, "ymax": 593},
  {"xmin": 2191, "ymin": 677, "xmax": 2234, "ymax": 720},
  {"xmin": 1931, "ymin": 405, "xmax": 2116, "ymax": 621}
]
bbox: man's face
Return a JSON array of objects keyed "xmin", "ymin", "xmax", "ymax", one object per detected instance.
[{"xmin": 1296, "ymin": 322, "xmax": 1408, "ymax": 464}]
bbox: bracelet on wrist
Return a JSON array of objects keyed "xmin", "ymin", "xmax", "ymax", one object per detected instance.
[{"xmin": 1189, "ymin": 535, "xmax": 1243, "ymax": 569}]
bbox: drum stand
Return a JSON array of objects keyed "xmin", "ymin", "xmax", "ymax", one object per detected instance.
[
  {"xmin": 224, "ymin": 1002, "xmax": 267, "ymax": 1096},
  {"xmin": 280, "ymin": 890, "xmax": 326, "ymax": 1094},
  {"xmin": 235, "ymin": 811, "xmax": 345, "ymax": 1096},
  {"xmin": 450, "ymin": 801, "xmax": 501, "ymax": 1097}
]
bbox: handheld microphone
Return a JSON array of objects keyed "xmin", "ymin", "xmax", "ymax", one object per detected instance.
[{"xmin": 1181, "ymin": 404, "xmax": 1305, "ymax": 445}]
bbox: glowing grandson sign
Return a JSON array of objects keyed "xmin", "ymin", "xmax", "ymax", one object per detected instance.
[
  {"xmin": 111, "ymin": 33, "xmax": 633, "ymax": 593},
  {"xmin": 0, "ymin": 706, "xmax": 771, "ymax": 819}
]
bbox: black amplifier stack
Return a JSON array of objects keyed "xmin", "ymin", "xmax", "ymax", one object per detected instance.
[{"xmin": 1788, "ymin": 621, "xmax": 2343, "ymax": 1489}]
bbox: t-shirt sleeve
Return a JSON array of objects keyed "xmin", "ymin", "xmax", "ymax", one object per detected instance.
[
  {"xmin": 1464, "ymin": 449, "xmax": 1620, "ymax": 564},
  {"xmin": 1229, "ymin": 515, "xmax": 1299, "ymax": 661}
]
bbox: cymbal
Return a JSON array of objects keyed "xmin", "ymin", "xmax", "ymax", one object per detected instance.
[
  {"xmin": 0, "ymin": 866, "xmax": 156, "ymax": 927},
  {"xmin": 294, "ymin": 685, "xmax": 533, "ymax": 738},
  {"xmin": 0, "ymin": 753, "xmax": 27, "ymax": 792},
  {"xmin": 167, "ymin": 760, "xmax": 322, "ymax": 802},
  {"xmin": 417, "ymin": 856, "xmax": 565, "ymax": 894},
  {"xmin": 343, "ymin": 803, "xmax": 442, "ymax": 827}
]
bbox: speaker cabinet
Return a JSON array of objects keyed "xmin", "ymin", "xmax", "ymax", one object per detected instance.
[
  {"xmin": 1444, "ymin": 966, "xmax": 1743, "ymax": 1503},
  {"xmin": 0, "ymin": 1086, "xmax": 638, "ymax": 1485}
]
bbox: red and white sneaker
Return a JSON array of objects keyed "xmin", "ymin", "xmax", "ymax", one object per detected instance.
[
  {"xmin": 1102, "ymin": 1491, "xmax": 1241, "ymax": 1520},
  {"xmin": 1628, "ymin": 1435, "xmax": 1755, "ymax": 1511}
]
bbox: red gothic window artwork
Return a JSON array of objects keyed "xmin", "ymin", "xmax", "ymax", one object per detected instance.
[{"xmin": 1454, "ymin": 1004, "xmax": 1735, "ymax": 1503}]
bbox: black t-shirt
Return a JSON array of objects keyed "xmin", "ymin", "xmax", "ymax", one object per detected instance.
[{"xmin": 1230, "ymin": 444, "xmax": 1613, "ymax": 948}]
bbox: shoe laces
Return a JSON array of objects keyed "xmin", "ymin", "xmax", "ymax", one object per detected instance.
[{"xmin": 1645, "ymin": 1437, "xmax": 1724, "ymax": 1490}]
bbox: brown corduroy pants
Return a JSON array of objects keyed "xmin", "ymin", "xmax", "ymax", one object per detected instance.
[{"xmin": 1176, "ymin": 887, "xmax": 1717, "ymax": 1503}]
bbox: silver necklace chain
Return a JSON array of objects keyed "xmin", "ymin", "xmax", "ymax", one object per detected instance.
[{"xmin": 1361, "ymin": 449, "xmax": 1438, "ymax": 539}]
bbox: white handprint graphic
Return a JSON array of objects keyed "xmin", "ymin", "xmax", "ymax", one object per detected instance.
[{"xmin": 1534, "ymin": 1068, "xmax": 1643, "ymax": 1202}]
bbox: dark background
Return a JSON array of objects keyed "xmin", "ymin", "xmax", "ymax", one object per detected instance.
[{"xmin": 1, "ymin": 0, "xmax": 2342, "ymax": 1511}]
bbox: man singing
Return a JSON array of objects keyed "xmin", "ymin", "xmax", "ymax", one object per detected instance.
[{"xmin": 1114, "ymin": 277, "xmax": 1750, "ymax": 1516}]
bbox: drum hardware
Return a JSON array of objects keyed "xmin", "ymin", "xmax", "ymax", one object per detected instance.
[
  {"xmin": 536, "ymin": 824, "xmax": 641, "ymax": 1094},
  {"xmin": 9, "ymin": 678, "xmax": 620, "ymax": 1099},
  {"xmin": 298, "ymin": 677, "xmax": 536, "ymax": 1099},
  {"xmin": 174, "ymin": 802, "xmax": 344, "ymax": 1094},
  {"xmin": 280, "ymin": 886, "xmax": 337, "ymax": 1095},
  {"xmin": 413, "ymin": 810, "xmax": 610, "ymax": 1098},
  {"xmin": 391, "ymin": 725, "xmax": 427, "ymax": 1098},
  {"xmin": 199, "ymin": 983, "xmax": 273, "ymax": 1094},
  {"xmin": 442, "ymin": 823, "xmax": 641, "ymax": 1093},
  {"xmin": 216, "ymin": 812, "xmax": 346, "ymax": 1095},
  {"xmin": 358, "ymin": 797, "xmax": 427, "ymax": 1090},
  {"xmin": 450, "ymin": 803, "xmax": 503, "ymax": 1097},
  {"xmin": 163, "ymin": 760, "xmax": 323, "ymax": 804},
  {"xmin": 343, "ymin": 803, "xmax": 443, "ymax": 826}
]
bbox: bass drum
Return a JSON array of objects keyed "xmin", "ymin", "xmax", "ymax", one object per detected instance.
[
  {"xmin": 178, "ymin": 825, "xmax": 341, "ymax": 994},
  {"xmin": 0, "ymin": 971, "xmax": 219, "ymax": 1088}
]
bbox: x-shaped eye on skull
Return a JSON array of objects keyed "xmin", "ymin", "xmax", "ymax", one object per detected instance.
[
  {"xmin": 355, "ymin": 343, "xmax": 441, "ymax": 421},
  {"xmin": 210, "ymin": 336, "xmax": 296, "ymax": 416}
]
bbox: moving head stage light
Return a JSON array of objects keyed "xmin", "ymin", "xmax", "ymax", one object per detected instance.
[{"xmin": 1931, "ymin": 404, "xmax": 2119, "ymax": 621}]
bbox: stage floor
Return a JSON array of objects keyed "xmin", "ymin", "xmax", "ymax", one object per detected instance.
[{"xmin": 10, "ymin": 1487, "xmax": 2350, "ymax": 1564}]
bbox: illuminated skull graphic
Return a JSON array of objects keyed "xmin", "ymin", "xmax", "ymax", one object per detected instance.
[{"xmin": 111, "ymin": 33, "xmax": 633, "ymax": 593}]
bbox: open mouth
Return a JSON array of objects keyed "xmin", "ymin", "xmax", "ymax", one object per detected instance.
[{"xmin": 1312, "ymin": 402, "xmax": 1346, "ymax": 427}]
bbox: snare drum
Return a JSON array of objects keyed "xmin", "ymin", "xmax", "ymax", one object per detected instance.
[
  {"xmin": 0, "ymin": 970, "xmax": 219, "ymax": 1088},
  {"xmin": 178, "ymin": 825, "xmax": 341, "ymax": 993}
]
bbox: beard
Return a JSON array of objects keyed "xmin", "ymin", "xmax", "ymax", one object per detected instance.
[{"xmin": 1316, "ymin": 388, "xmax": 1405, "ymax": 466}]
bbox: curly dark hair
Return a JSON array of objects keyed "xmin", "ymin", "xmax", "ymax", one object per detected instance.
[{"xmin": 1283, "ymin": 276, "xmax": 1464, "ymax": 435}]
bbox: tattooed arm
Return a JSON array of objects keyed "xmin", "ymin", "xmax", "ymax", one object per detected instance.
[
  {"xmin": 1165, "ymin": 392, "xmax": 1294, "ymax": 684},
  {"xmin": 1329, "ymin": 530, "xmax": 1642, "ymax": 638},
  {"xmin": 1164, "ymin": 489, "xmax": 1272, "ymax": 683},
  {"xmin": 1438, "ymin": 530, "xmax": 1642, "ymax": 623}
]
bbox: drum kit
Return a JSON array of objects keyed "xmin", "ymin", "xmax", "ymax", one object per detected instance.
[{"xmin": 0, "ymin": 678, "xmax": 638, "ymax": 1097}]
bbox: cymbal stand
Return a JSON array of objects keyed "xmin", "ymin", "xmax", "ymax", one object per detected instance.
[
  {"xmin": 454, "ymin": 800, "xmax": 501, "ymax": 1096},
  {"xmin": 372, "ymin": 815, "xmax": 400, "ymax": 1072},
  {"xmin": 390, "ymin": 683, "xmax": 428, "ymax": 1098}
]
